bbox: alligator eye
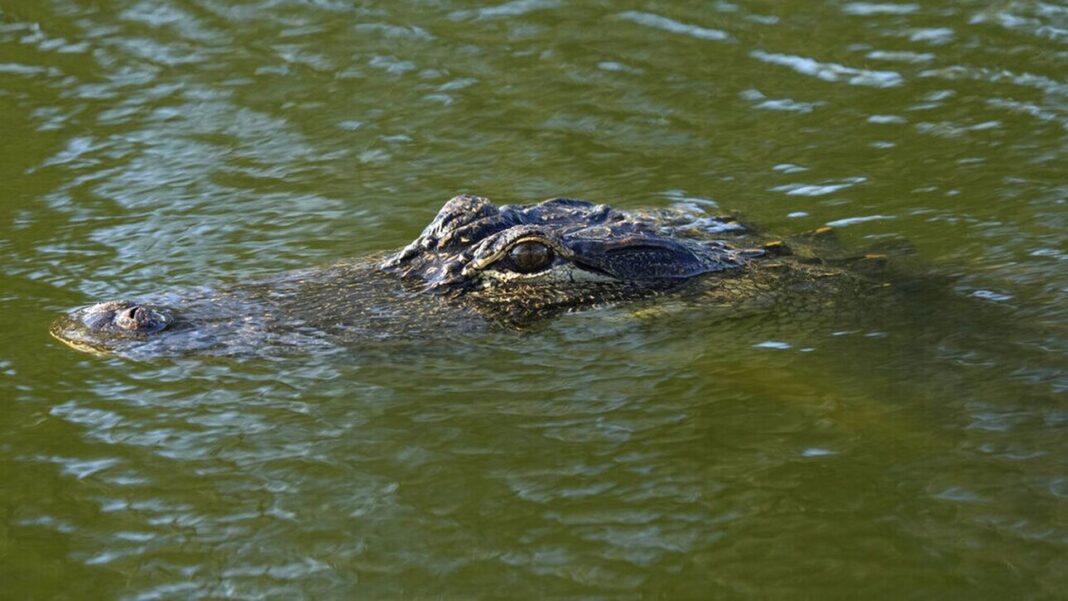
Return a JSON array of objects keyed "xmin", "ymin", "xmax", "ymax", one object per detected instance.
[{"xmin": 508, "ymin": 241, "xmax": 553, "ymax": 273}]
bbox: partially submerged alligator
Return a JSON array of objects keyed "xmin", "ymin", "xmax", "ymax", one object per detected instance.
[{"xmin": 51, "ymin": 194, "xmax": 891, "ymax": 357}]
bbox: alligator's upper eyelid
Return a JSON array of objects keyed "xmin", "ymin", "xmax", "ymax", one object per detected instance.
[{"xmin": 500, "ymin": 235, "xmax": 571, "ymax": 257}]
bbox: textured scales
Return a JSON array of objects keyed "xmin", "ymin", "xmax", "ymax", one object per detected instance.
[{"xmin": 380, "ymin": 195, "xmax": 744, "ymax": 287}]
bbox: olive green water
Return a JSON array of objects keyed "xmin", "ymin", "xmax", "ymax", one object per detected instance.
[{"xmin": 2, "ymin": 0, "xmax": 1067, "ymax": 598}]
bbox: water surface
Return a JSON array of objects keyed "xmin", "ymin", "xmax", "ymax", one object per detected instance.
[{"xmin": 2, "ymin": 0, "xmax": 1066, "ymax": 598}]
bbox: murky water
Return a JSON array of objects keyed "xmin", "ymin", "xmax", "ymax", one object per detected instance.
[{"xmin": 2, "ymin": 0, "xmax": 1066, "ymax": 597}]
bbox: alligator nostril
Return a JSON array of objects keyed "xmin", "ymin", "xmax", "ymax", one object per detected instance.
[{"xmin": 114, "ymin": 305, "xmax": 154, "ymax": 331}]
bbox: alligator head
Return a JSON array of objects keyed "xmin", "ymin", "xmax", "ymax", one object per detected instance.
[
  {"xmin": 380, "ymin": 195, "xmax": 746, "ymax": 322},
  {"xmin": 52, "ymin": 195, "xmax": 751, "ymax": 354}
]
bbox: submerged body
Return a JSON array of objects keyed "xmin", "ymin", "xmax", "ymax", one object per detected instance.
[{"xmin": 51, "ymin": 195, "xmax": 888, "ymax": 357}]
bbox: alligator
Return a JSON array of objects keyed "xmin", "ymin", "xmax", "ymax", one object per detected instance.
[{"xmin": 51, "ymin": 194, "xmax": 889, "ymax": 357}]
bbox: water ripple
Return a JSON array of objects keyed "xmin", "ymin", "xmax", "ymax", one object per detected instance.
[
  {"xmin": 617, "ymin": 11, "xmax": 732, "ymax": 42},
  {"xmin": 750, "ymin": 50, "xmax": 904, "ymax": 87},
  {"xmin": 842, "ymin": 3, "xmax": 920, "ymax": 16},
  {"xmin": 451, "ymin": 0, "xmax": 562, "ymax": 20}
]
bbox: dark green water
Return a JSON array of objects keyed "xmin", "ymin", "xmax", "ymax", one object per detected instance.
[{"xmin": 2, "ymin": 0, "xmax": 1067, "ymax": 598}]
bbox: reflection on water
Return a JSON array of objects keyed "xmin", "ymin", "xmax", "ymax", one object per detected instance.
[{"xmin": 2, "ymin": 0, "xmax": 1066, "ymax": 597}]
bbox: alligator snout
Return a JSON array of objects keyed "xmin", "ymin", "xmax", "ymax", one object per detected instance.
[{"xmin": 82, "ymin": 300, "xmax": 170, "ymax": 334}]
